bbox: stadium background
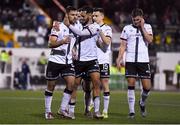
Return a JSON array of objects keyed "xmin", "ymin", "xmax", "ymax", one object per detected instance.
[{"xmin": 0, "ymin": 0, "xmax": 180, "ymax": 124}]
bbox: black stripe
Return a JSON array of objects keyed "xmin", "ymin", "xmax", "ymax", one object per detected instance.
[
  {"xmin": 78, "ymin": 37, "xmax": 81, "ymax": 60},
  {"xmin": 66, "ymin": 43, "xmax": 71, "ymax": 64},
  {"xmin": 104, "ymin": 92, "xmax": 110, "ymax": 96},
  {"xmin": 50, "ymin": 34, "xmax": 58, "ymax": 37},
  {"xmin": 120, "ymin": 38, "xmax": 127, "ymax": 41},
  {"xmin": 86, "ymin": 27, "xmax": 92, "ymax": 36},
  {"xmin": 143, "ymin": 88, "xmax": 150, "ymax": 93},
  {"xmin": 69, "ymin": 102, "xmax": 76, "ymax": 105},
  {"xmin": 128, "ymin": 86, "xmax": 135, "ymax": 90},
  {"xmin": 44, "ymin": 90, "xmax": 53, "ymax": 96},
  {"xmin": 64, "ymin": 88, "xmax": 73, "ymax": 94},
  {"xmin": 106, "ymin": 35, "xmax": 112, "ymax": 39},
  {"xmin": 66, "ymin": 30, "xmax": 73, "ymax": 64},
  {"xmin": 100, "ymin": 23, "xmax": 105, "ymax": 27},
  {"xmin": 93, "ymin": 96, "xmax": 100, "ymax": 101},
  {"xmin": 135, "ymin": 29, "xmax": 139, "ymax": 62}
]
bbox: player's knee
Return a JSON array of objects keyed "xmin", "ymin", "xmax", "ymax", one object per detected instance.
[{"xmin": 47, "ymin": 83, "xmax": 55, "ymax": 91}]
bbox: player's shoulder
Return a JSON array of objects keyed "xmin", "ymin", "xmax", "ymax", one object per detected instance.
[
  {"xmin": 144, "ymin": 23, "xmax": 152, "ymax": 28},
  {"xmin": 123, "ymin": 24, "xmax": 133, "ymax": 29},
  {"xmin": 60, "ymin": 22, "xmax": 67, "ymax": 28},
  {"xmin": 91, "ymin": 22, "xmax": 100, "ymax": 27},
  {"xmin": 101, "ymin": 24, "xmax": 112, "ymax": 30},
  {"xmin": 88, "ymin": 22, "xmax": 100, "ymax": 30},
  {"xmin": 75, "ymin": 21, "xmax": 83, "ymax": 29}
]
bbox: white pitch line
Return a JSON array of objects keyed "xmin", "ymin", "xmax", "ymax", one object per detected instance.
[{"xmin": 0, "ymin": 96, "xmax": 180, "ymax": 107}]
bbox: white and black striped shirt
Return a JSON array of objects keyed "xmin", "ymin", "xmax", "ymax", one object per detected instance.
[
  {"xmin": 48, "ymin": 22, "xmax": 77, "ymax": 64},
  {"xmin": 120, "ymin": 24, "xmax": 153, "ymax": 62}
]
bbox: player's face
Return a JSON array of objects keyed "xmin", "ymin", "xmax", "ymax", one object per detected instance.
[
  {"xmin": 92, "ymin": 11, "xmax": 104, "ymax": 24},
  {"xmin": 132, "ymin": 16, "xmax": 142, "ymax": 27},
  {"xmin": 68, "ymin": 10, "xmax": 77, "ymax": 24},
  {"xmin": 80, "ymin": 11, "xmax": 89, "ymax": 25},
  {"xmin": 77, "ymin": 11, "xmax": 82, "ymax": 20}
]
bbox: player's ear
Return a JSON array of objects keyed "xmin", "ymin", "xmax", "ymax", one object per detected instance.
[{"xmin": 65, "ymin": 13, "xmax": 68, "ymax": 18}]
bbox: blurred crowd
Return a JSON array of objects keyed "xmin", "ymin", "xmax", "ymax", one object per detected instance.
[
  {"xmin": 0, "ymin": 0, "xmax": 180, "ymax": 51},
  {"xmin": 82, "ymin": 0, "xmax": 180, "ymax": 53},
  {"xmin": 0, "ymin": 0, "xmax": 49, "ymax": 48},
  {"xmin": 0, "ymin": 0, "xmax": 47, "ymax": 30}
]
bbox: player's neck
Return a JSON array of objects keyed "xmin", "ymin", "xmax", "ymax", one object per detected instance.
[
  {"xmin": 98, "ymin": 21, "xmax": 104, "ymax": 26},
  {"xmin": 88, "ymin": 19, "xmax": 93, "ymax": 24}
]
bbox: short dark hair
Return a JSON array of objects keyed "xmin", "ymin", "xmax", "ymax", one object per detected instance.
[
  {"xmin": 131, "ymin": 8, "xmax": 143, "ymax": 17},
  {"xmin": 93, "ymin": 8, "xmax": 104, "ymax": 14},
  {"xmin": 81, "ymin": 6, "xmax": 93, "ymax": 14},
  {"xmin": 66, "ymin": 6, "xmax": 76, "ymax": 13}
]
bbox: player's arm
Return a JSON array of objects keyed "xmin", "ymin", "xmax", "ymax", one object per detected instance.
[
  {"xmin": 48, "ymin": 20, "xmax": 70, "ymax": 48},
  {"xmin": 99, "ymin": 31, "xmax": 111, "ymax": 46},
  {"xmin": 97, "ymin": 30, "xmax": 112, "ymax": 52},
  {"xmin": 69, "ymin": 25, "xmax": 98, "ymax": 36},
  {"xmin": 48, "ymin": 35, "xmax": 70, "ymax": 48},
  {"xmin": 63, "ymin": 14, "xmax": 93, "ymax": 36},
  {"xmin": 116, "ymin": 39, "xmax": 127, "ymax": 70},
  {"xmin": 140, "ymin": 18, "xmax": 153, "ymax": 43}
]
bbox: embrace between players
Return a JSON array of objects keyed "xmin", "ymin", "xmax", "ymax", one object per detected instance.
[
  {"xmin": 44, "ymin": 6, "xmax": 153, "ymax": 120},
  {"xmin": 45, "ymin": 6, "xmax": 112, "ymax": 120}
]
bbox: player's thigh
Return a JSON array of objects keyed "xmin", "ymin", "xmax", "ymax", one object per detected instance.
[
  {"xmin": 74, "ymin": 60, "xmax": 85, "ymax": 78},
  {"xmin": 63, "ymin": 75, "xmax": 75, "ymax": 85},
  {"xmin": 125, "ymin": 62, "xmax": 138, "ymax": 78},
  {"xmin": 137, "ymin": 63, "xmax": 151, "ymax": 79},
  {"xmin": 46, "ymin": 61, "xmax": 61, "ymax": 81},
  {"xmin": 99, "ymin": 63, "xmax": 110, "ymax": 78},
  {"xmin": 87, "ymin": 60, "xmax": 100, "ymax": 75},
  {"xmin": 75, "ymin": 77, "xmax": 82, "ymax": 87},
  {"xmin": 89, "ymin": 71, "xmax": 100, "ymax": 83},
  {"xmin": 125, "ymin": 62, "xmax": 137, "ymax": 86},
  {"xmin": 99, "ymin": 63, "xmax": 110, "ymax": 91}
]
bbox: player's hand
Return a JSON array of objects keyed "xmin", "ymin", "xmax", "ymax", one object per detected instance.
[
  {"xmin": 63, "ymin": 14, "xmax": 70, "ymax": 27},
  {"xmin": 140, "ymin": 18, "xmax": 145, "ymax": 29},
  {"xmin": 62, "ymin": 36, "xmax": 71, "ymax": 44},
  {"xmin": 96, "ymin": 37, "xmax": 102, "ymax": 48},
  {"xmin": 72, "ymin": 49, "xmax": 78, "ymax": 60},
  {"xmin": 116, "ymin": 57, "xmax": 123, "ymax": 70},
  {"xmin": 52, "ymin": 21, "xmax": 60, "ymax": 31}
]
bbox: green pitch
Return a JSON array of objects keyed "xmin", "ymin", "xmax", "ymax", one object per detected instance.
[{"xmin": 0, "ymin": 90, "xmax": 180, "ymax": 124}]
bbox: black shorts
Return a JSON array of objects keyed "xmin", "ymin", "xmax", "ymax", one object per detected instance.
[
  {"xmin": 125, "ymin": 62, "xmax": 151, "ymax": 79},
  {"xmin": 46, "ymin": 61, "xmax": 75, "ymax": 80},
  {"xmin": 99, "ymin": 63, "xmax": 110, "ymax": 78},
  {"xmin": 81, "ymin": 72, "xmax": 91, "ymax": 81},
  {"xmin": 74, "ymin": 60, "xmax": 100, "ymax": 78}
]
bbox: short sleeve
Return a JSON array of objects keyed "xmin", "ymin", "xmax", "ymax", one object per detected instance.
[
  {"xmin": 145, "ymin": 24, "xmax": 153, "ymax": 35},
  {"xmin": 50, "ymin": 28, "xmax": 60, "ymax": 37},
  {"xmin": 50, "ymin": 24, "xmax": 63, "ymax": 41},
  {"xmin": 88, "ymin": 23, "xmax": 100, "ymax": 35},
  {"xmin": 120, "ymin": 26, "xmax": 128, "ymax": 40},
  {"xmin": 104, "ymin": 26, "xmax": 112, "ymax": 38}
]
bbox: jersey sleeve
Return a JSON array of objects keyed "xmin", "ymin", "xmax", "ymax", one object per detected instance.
[
  {"xmin": 50, "ymin": 24, "xmax": 63, "ymax": 41},
  {"xmin": 120, "ymin": 26, "xmax": 128, "ymax": 40},
  {"xmin": 69, "ymin": 25, "xmax": 92, "ymax": 36},
  {"xmin": 88, "ymin": 23, "xmax": 101, "ymax": 35},
  {"xmin": 103, "ymin": 26, "xmax": 112, "ymax": 38},
  {"xmin": 145, "ymin": 24, "xmax": 153, "ymax": 35}
]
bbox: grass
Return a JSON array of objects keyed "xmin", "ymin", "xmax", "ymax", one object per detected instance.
[{"xmin": 0, "ymin": 90, "xmax": 180, "ymax": 124}]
